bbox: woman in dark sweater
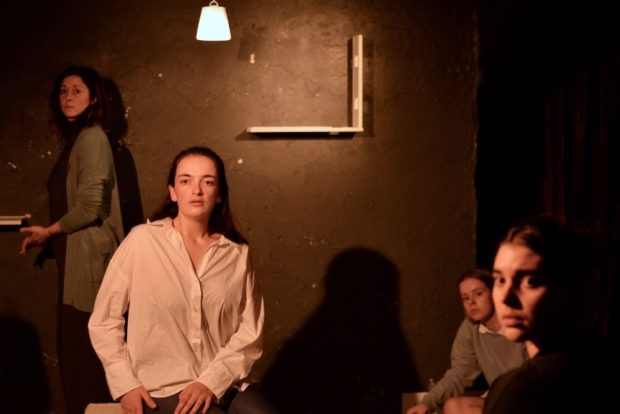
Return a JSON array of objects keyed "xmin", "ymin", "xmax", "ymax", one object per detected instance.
[{"xmin": 484, "ymin": 216, "xmax": 616, "ymax": 414}]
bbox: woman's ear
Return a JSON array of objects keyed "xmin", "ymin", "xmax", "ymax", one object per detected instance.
[{"xmin": 169, "ymin": 184, "xmax": 177, "ymax": 202}]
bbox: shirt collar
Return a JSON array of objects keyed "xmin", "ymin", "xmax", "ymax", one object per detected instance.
[
  {"xmin": 150, "ymin": 217, "xmax": 232, "ymax": 247},
  {"xmin": 478, "ymin": 323, "xmax": 505, "ymax": 335}
]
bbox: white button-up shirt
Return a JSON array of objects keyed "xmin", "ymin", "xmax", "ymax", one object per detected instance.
[{"xmin": 88, "ymin": 218, "xmax": 264, "ymax": 400}]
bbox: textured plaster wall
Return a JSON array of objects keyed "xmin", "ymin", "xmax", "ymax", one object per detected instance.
[{"xmin": 0, "ymin": 0, "xmax": 478, "ymax": 411}]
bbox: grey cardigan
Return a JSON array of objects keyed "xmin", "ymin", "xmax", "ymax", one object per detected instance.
[{"xmin": 59, "ymin": 126, "xmax": 124, "ymax": 312}]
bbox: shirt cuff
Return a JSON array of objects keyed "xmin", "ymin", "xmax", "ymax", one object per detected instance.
[{"xmin": 104, "ymin": 359, "xmax": 142, "ymax": 400}]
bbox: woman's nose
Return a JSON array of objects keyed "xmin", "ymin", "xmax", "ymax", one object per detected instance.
[{"xmin": 500, "ymin": 284, "xmax": 522, "ymax": 310}]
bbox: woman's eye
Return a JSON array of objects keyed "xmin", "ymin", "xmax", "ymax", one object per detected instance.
[
  {"xmin": 522, "ymin": 276, "xmax": 540, "ymax": 288},
  {"xmin": 493, "ymin": 276, "xmax": 505, "ymax": 286}
]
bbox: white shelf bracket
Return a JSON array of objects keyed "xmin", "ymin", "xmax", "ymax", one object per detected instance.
[{"xmin": 247, "ymin": 34, "xmax": 364, "ymax": 136}]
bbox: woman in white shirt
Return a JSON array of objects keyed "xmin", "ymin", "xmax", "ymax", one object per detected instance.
[{"xmin": 89, "ymin": 147, "xmax": 277, "ymax": 414}]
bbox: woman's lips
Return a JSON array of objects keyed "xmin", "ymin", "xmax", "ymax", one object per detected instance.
[{"xmin": 501, "ymin": 315, "xmax": 524, "ymax": 326}]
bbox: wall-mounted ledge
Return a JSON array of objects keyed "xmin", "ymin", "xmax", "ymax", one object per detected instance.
[
  {"xmin": 246, "ymin": 126, "xmax": 363, "ymax": 136},
  {"xmin": 0, "ymin": 214, "xmax": 31, "ymax": 232},
  {"xmin": 247, "ymin": 34, "xmax": 364, "ymax": 137}
]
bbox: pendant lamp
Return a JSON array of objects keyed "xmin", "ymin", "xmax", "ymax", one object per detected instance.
[{"xmin": 196, "ymin": 0, "xmax": 231, "ymax": 41}]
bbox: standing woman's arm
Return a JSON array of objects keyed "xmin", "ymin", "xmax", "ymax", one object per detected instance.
[
  {"xmin": 59, "ymin": 126, "xmax": 115, "ymax": 232},
  {"xmin": 20, "ymin": 127, "xmax": 115, "ymax": 253}
]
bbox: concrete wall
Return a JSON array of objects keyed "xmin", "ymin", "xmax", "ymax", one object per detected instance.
[{"xmin": 0, "ymin": 0, "xmax": 478, "ymax": 411}]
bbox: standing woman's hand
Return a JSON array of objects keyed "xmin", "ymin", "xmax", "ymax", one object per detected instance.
[
  {"xmin": 120, "ymin": 386, "xmax": 157, "ymax": 414},
  {"xmin": 19, "ymin": 222, "xmax": 62, "ymax": 255},
  {"xmin": 19, "ymin": 226, "xmax": 52, "ymax": 255},
  {"xmin": 174, "ymin": 382, "xmax": 214, "ymax": 414}
]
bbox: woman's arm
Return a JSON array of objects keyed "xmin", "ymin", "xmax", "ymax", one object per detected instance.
[
  {"xmin": 88, "ymin": 238, "xmax": 143, "ymax": 400},
  {"xmin": 195, "ymin": 253, "xmax": 265, "ymax": 400},
  {"xmin": 419, "ymin": 320, "xmax": 482, "ymax": 410},
  {"xmin": 59, "ymin": 127, "xmax": 115, "ymax": 233},
  {"xmin": 19, "ymin": 127, "xmax": 114, "ymax": 256}
]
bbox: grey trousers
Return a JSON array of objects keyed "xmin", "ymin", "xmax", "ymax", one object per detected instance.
[{"xmin": 143, "ymin": 388, "xmax": 279, "ymax": 414}]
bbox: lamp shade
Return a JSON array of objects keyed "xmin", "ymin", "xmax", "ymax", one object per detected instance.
[{"xmin": 196, "ymin": 1, "xmax": 231, "ymax": 41}]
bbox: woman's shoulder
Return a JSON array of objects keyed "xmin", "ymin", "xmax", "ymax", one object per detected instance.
[
  {"xmin": 115, "ymin": 219, "xmax": 164, "ymax": 246},
  {"xmin": 206, "ymin": 235, "xmax": 249, "ymax": 269},
  {"xmin": 213, "ymin": 234, "xmax": 249, "ymax": 260},
  {"xmin": 453, "ymin": 318, "xmax": 491, "ymax": 345},
  {"xmin": 73, "ymin": 125, "xmax": 110, "ymax": 151},
  {"xmin": 127, "ymin": 218, "xmax": 169, "ymax": 237},
  {"xmin": 108, "ymin": 220, "xmax": 171, "ymax": 263},
  {"xmin": 457, "ymin": 317, "xmax": 479, "ymax": 333},
  {"xmin": 78, "ymin": 125, "xmax": 107, "ymax": 139}
]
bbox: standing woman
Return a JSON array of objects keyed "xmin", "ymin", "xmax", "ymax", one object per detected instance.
[
  {"xmin": 20, "ymin": 66, "xmax": 124, "ymax": 413},
  {"xmin": 89, "ymin": 147, "xmax": 277, "ymax": 414}
]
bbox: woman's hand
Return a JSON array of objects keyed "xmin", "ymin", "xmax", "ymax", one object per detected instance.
[
  {"xmin": 174, "ymin": 382, "xmax": 214, "ymax": 414},
  {"xmin": 19, "ymin": 222, "xmax": 62, "ymax": 255},
  {"xmin": 120, "ymin": 386, "xmax": 157, "ymax": 414},
  {"xmin": 407, "ymin": 403, "xmax": 430, "ymax": 414},
  {"xmin": 19, "ymin": 226, "xmax": 52, "ymax": 255}
]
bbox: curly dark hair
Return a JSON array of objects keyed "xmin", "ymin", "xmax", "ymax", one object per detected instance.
[{"xmin": 48, "ymin": 66, "xmax": 111, "ymax": 144}]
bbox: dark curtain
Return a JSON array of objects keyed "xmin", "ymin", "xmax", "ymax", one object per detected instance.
[{"xmin": 542, "ymin": 55, "xmax": 620, "ymax": 337}]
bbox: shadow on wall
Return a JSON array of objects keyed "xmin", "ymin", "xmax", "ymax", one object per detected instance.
[
  {"xmin": 101, "ymin": 77, "xmax": 144, "ymax": 234},
  {"xmin": 261, "ymin": 248, "xmax": 420, "ymax": 414},
  {"xmin": 0, "ymin": 313, "xmax": 52, "ymax": 414}
]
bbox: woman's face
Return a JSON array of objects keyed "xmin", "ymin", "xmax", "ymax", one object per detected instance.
[
  {"xmin": 459, "ymin": 277, "xmax": 494, "ymax": 323},
  {"xmin": 168, "ymin": 155, "xmax": 221, "ymax": 221},
  {"xmin": 492, "ymin": 242, "xmax": 549, "ymax": 343},
  {"xmin": 59, "ymin": 75, "xmax": 94, "ymax": 120}
]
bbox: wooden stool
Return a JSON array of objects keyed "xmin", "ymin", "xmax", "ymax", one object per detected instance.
[{"xmin": 84, "ymin": 403, "xmax": 122, "ymax": 414}]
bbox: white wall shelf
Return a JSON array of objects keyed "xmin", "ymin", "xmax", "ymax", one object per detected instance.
[{"xmin": 247, "ymin": 34, "xmax": 364, "ymax": 136}]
